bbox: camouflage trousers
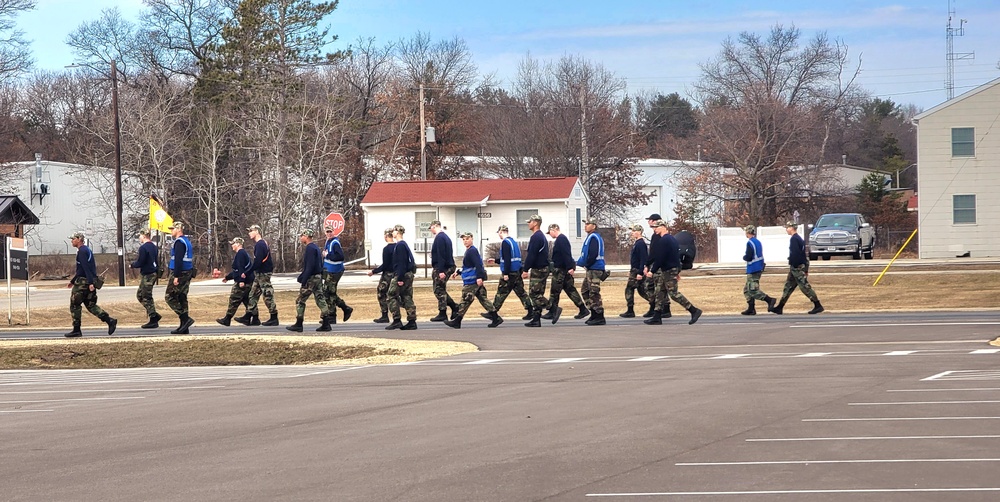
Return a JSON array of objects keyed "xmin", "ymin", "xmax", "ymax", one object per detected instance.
[
  {"xmin": 779, "ymin": 265, "xmax": 819, "ymax": 303},
  {"xmin": 165, "ymin": 270, "xmax": 192, "ymax": 316},
  {"xmin": 225, "ymin": 281, "xmax": 252, "ymax": 317},
  {"xmin": 323, "ymin": 271, "xmax": 349, "ymax": 314},
  {"xmin": 624, "ymin": 268, "xmax": 650, "ymax": 307},
  {"xmin": 433, "ymin": 266, "xmax": 457, "ymax": 309},
  {"xmin": 581, "ymin": 269, "xmax": 609, "ymax": 314},
  {"xmin": 456, "ymin": 283, "xmax": 496, "ymax": 318},
  {"xmin": 493, "ymin": 272, "xmax": 530, "ymax": 313},
  {"xmin": 70, "ymin": 277, "xmax": 107, "ymax": 324},
  {"xmin": 653, "ymin": 268, "xmax": 693, "ymax": 312},
  {"xmin": 388, "ymin": 272, "xmax": 417, "ymax": 322},
  {"xmin": 527, "ymin": 268, "xmax": 550, "ymax": 312},
  {"xmin": 376, "ymin": 272, "xmax": 393, "ymax": 313},
  {"xmin": 547, "ymin": 268, "xmax": 585, "ymax": 310},
  {"xmin": 136, "ymin": 272, "xmax": 159, "ymax": 317},
  {"xmin": 643, "ymin": 268, "xmax": 657, "ymax": 303},
  {"xmin": 295, "ymin": 274, "xmax": 330, "ymax": 319},
  {"xmin": 248, "ymin": 272, "xmax": 277, "ymax": 317},
  {"xmin": 743, "ymin": 271, "xmax": 770, "ymax": 301}
]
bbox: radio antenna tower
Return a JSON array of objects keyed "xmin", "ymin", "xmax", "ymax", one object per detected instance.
[{"xmin": 946, "ymin": 0, "xmax": 974, "ymax": 100}]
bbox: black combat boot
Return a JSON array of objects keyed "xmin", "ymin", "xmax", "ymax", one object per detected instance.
[
  {"xmin": 316, "ymin": 314, "xmax": 332, "ymax": 332},
  {"xmin": 521, "ymin": 310, "xmax": 533, "ymax": 321},
  {"xmin": 741, "ymin": 300, "xmax": 756, "ymax": 316},
  {"xmin": 480, "ymin": 312, "xmax": 492, "ymax": 319},
  {"xmin": 663, "ymin": 303, "xmax": 672, "ymax": 318},
  {"xmin": 216, "ymin": 315, "xmax": 232, "ymax": 326},
  {"xmin": 550, "ymin": 306, "xmax": 563, "ymax": 324},
  {"xmin": 385, "ymin": 318, "xmax": 403, "ymax": 330},
  {"xmin": 400, "ymin": 319, "xmax": 418, "ymax": 330},
  {"xmin": 430, "ymin": 309, "xmax": 448, "ymax": 322},
  {"xmin": 585, "ymin": 311, "xmax": 606, "ymax": 326},
  {"xmin": 642, "ymin": 304, "xmax": 656, "ymax": 318},
  {"xmin": 772, "ymin": 298, "xmax": 787, "ymax": 315},
  {"xmin": 444, "ymin": 315, "xmax": 463, "ymax": 329},
  {"xmin": 328, "ymin": 310, "xmax": 338, "ymax": 325},
  {"xmin": 808, "ymin": 301, "xmax": 825, "ymax": 315},
  {"xmin": 574, "ymin": 305, "xmax": 590, "ymax": 320},
  {"xmin": 261, "ymin": 313, "xmax": 279, "ymax": 326},
  {"xmin": 764, "ymin": 295, "xmax": 777, "ymax": 313},
  {"xmin": 286, "ymin": 317, "xmax": 304, "ymax": 332},
  {"xmin": 687, "ymin": 306, "xmax": 703, "ymax": 325},
  {"xmin": 233, "ymin": 313, "xmax": 251, "ymax": 325},
  {"xmin": 643, "ymin": 311, "xmax": 662, "ymax": 325},
  {"xmin": 448, "ymin": 299, "xmax": 460, "ymax": 320},
  {"xmin": 171, "ymin": 314, "xmax": 194, "ymax": 335},
  {"xmin": 488, "ymin": 312, "xmax": 504, "ymax": 328},
  {"xmin": 524, "ymin": 310, "xmax": 542, "ymax": 328},
  {"xmin": 98, "ymin": 312, "xmax": 117, "ymax": 335},
  {"xmin": 248, "ymin": 314, "xmax": 261, "ymax": 326},
  {"xmin": 373, "ymin": 311, "xmax": 389, "ymax": 323},
  {"xmin": 141, "ymin": 312, "xmax": 161, "ymax": 329},
  {"xmin": 65, "ymin": 322, "xmax": 83, "ymax": 338},
  {"xmin": 541, "ymin": 308, "xmax": 554, "ymax": 320},
  {"xmin": 619, "ymin": 307, "xmax": 635, "ymax": 318},
  {"xmin": 341, "ymin": 304, "xmax": 353, "ymax": 322}
]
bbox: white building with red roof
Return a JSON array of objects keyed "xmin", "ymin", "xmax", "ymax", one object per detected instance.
[{"xmin": 360, "ymin": 177, "xmax": 588, "ymax": 265}]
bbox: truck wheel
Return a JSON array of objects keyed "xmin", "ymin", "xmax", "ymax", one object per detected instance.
[
  {"xmin": 809, "ymin": 254, "xmax": 817, "ymax": 261},
  {"xmin": 821, "ymin": 255, "xmax": 831, "ymax": 261}
]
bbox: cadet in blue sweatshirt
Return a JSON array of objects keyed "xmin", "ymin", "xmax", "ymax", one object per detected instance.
[
  {"xmin": 577, "ymin": 218, "xmax": 608, "ymax": 325},
  {"xmin": 444, "ymin": 232, "xmax": 503, "ymax": 329},
  {"xmin": 620, "ymin": 224, "xmax": 651, "ymax": 318},
  {"xmin": 486, "ymin": 225, "xmax": 531, "ymax": 320},
  {"xmin": 65, "ymin": 232, "xmax": 117, "ymax": 338},
  {"xmin": 429, "ymin": 221, "xmax": 459, "ymax": 322},
  {"xmin": 322, "ymin": 224, "xmax": 354, "ymax": 324},
  {"xmin": 773, "ymin": 221, "xmax": 823, "ymax": 315},
  {"xmin": 287, "ymin": 229, "xmax": 332, "ymax": 332},
  {"xmin": 242, "ymin": 224, "xmax": 278, "ymax": 327},
  {"xmin": 741, "ymin": 225, "xmax": 777, "ymax": 315},
  {"xmin": 386, "ymin": 224, "xmax": 418, "ymax": 330},
  {"xmin": 367, "ymin": 228, "xmax": 396, "ymax": 323},
  {"xmin": 165, "ymin": 221, "xmax": 195, "ymax": 335},
  {"xmin": 131, "ymin": 230, "xmax": 161, "ymax": 328},
  {"xmin": 520, "ymin": 214, "xmax": 551, "ymax": 327},
  {"xmin": 217, "ymin": 237, "xmax": 255, "ymax": 326},
  {"xmin": 542, "ymin": 223, "xmax": 586, "ymax": 324},
  {"xmin": 644, "ymin": 220, "xmax": 701, "ymax": 325}
]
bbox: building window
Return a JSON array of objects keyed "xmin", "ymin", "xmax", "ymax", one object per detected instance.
[
  {"xmin": 516, "ymin": 209, "xmax": 539, "ymax": 238},
  {"xmin": 576, "ymin": 208, "xmax": 582, "ymax": 238},
  {"xmin": 953, "ymin": 194, "xmax": 976, "ymax": 224},
  {"xmin": 574, "ymin": 187, "xmax": 582, "ymax": 199},
  {"xmin": 952, "ymin": 127, "xmax": 975, "ymax": 157},
  {"xmin": 414, "ymin": 211, "xmax": 437, "ymax": 239}
]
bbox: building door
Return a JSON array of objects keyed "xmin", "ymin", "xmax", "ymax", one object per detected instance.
[{"xmin": 455, "ymin": 208, "xmax": 479, "ymax": 257}]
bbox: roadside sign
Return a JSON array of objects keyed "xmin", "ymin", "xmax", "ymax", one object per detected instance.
[{"xmin": 324, "ymin": 212, "xmax": 346, "ymax": 237}]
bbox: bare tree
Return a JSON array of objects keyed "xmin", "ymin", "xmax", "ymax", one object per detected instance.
[{"xmin": 0, "ymin": 0, "xmax": 34, "ymax": 81}]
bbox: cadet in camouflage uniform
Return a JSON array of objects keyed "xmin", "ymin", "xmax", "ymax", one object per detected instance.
[
  {"xmin": 131, "ymin": 230, "xmax": 161, "ymax": 329},
  {"xmin": 741, "ymin": 225, "xmax": 777, "ymax": 315},
  {"xmin": 322, "ymin": 224, "xmax": 353, "ymax": 324},
  {"xmin": 165, "ymin": 221, "xmax": 195, "ymax": 334},
  {"xmin": 386, "ymin": 225, "xmax": 418, "ymax": 330},
  {"xmin": 242, "ymin": 224, "xmax": 279, "ymax": 326},
  {"xmin": 367, "ymin": 228, "xmax": 396, "ymax": 323},
  {"xmin": 217, "ymin": 237, "xmax": 254, "ymax": 326},
  {"xmin": 444, "ymin": 232, "xmax": 503, "ymax": 329},
  {"xmin": 620, "ymin": 224, "xmax": 650, "ymax": 318},
  {"xmin": 429, "ymin": 220, "xmax": 459, "ymax": 322},
  {"xmin": 286, "ymin": 229, "xmax": 333, "ymax": 332},
  {"xmin": 521, "ymin": 214, "xmax": 551, "ymax": 327},
  {"xmin": 542, "ymin": 223, "xmax": 585, "ymax": 323},
  {"xmin": 485, "ymin": 225, "xmax": 531, "ymax": 321},
  {"xmin": 773, "ymin": 221, "xmax": 824, "ymax": 315},
  {"xmin": 577, "ymin": 218, "xmax": 608, "ymax": 325},
  {"xmin": 645, "ymin": 220, "xmax": 702, "ymax": 325},
  {"xmin": 65, "ymin": 232, "xmax": 117, "ymax": 338}
]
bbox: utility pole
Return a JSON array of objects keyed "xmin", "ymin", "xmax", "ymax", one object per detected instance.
[
  {"xmin": 419, "ymin": 84, "xmax": 426, "ymax": 180},
  {"xmin": 946, "ymin": 0, "xmax": 974, "ymax": 100},
  {"xmin": 111, "ymin": 59, "xmax": 125, "ymax": 287}
]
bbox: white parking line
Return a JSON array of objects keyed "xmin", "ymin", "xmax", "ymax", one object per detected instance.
[
  {"xmin": 888, "ymin": 387, "xmax": 1000, "ymax": 392},
  {"xmin": 713, "ymin": 354, "xmax": 749, "ymax": 359},
  {"xmin": 586, "ymin": 488, "xmax": 1000, "ymax": 497},
  {"xmin": 628, "ymin": 356, "xmax": 669, "ymax": 362},
  {"xmin": 804, "ymin": 416, "xmax": 1000, "ymax": 422},
  {"xmin": 885, "ymin": 350, "xmax": 917, "ymax": 356},
  {"xmin": 747, "ymin": 434, "xmax": 1000, "ymax": 442},
  {"xmin": 0, "ymin": 397, "xmax": 145, "ymax": 404},
  {"xmin": 677, "ymin": 458, "xmax": 1000, "ymax": 466},
  {"xmin": 972, "ymin": 349, "xmax": 1000, "ymax": 354},
  {"xmin": 0, "ymin": 409, "xmax": 52, "ymax": 413},
  {"xmin": 0, "ymin": 386, "xmax": 225, "ymax": 394},
  {"xmin": 795, "ymin": 352, "xmax": 831, "ymax": 357},
  {"xmin": 463, "ymin": 359, "xmax": 505, "ymax": 365},
  {"xmin": 849, "ymin": 400, "xmax": 1000, "ymax": 406},
  {"xmin": 545, "ymin": 358, "xmax": 584, "ymax": 363}
]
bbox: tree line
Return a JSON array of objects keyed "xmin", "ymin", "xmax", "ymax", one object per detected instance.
[{"xmin": 0, "ymin": 1, "xmax": 917, "ymax": 271}]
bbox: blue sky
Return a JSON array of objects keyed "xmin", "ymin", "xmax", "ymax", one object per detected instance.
[{"xmin": 16, "ymin": 0, "xmax": 1000, "ymax": 110}]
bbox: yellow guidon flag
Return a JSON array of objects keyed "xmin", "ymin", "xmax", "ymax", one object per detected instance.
[{"xmin": 149, "ymin": 194, "xmax": 174, "ymax": 232}]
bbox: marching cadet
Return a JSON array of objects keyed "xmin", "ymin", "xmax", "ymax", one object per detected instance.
[
  {"xmin": 542, "ymin": 223, "xmax": 586, "ymax": 323},
  {"xmin": 429, "ymin": 220, "xmax": 459, "ymax": 322},
  {"xmin": 645, "ymin": 220, "xmax": 702, "ymax": 325},
  {"xmin": 772, "ymin": 221, "xmax": 824, "ymax": 315},
  {"xmin": 65, "ymin": 232, "xmax": 117, "ymax": 338},
  {"xmin": 445, "ymin": 232, "xmax": 503, "ymax": 329},
  {"xmin": 387, "ymin": 224, "xmax": 418, "ymax": 330},
  {"xmin": 367, "ymin": 228, "xmax": 395, "ymax": 323},
  {"xmin": 286, "ymin": 229, "xmax": 333, "ymax": 332},
  {"xmin": 322, "ymin": 224, "xmax": 354, "ymax": 324},
  {"xmin": 642, "ymin": 213, "xmax": 663, "ymax": 318},
  {"xmin": 131, "ymin": 230, "xmax": 161, "ymax": 329},
  {"xmin": 577, "ymin": 218, "xmax": 609, "ymax": 325},
  {"xmin": 241, "ymin": 224, "xmax": 279, "ymax": 326},
  {"xmin": 165, "ymin": 221, "xmax": 195, "ymax": 334},
  {"xmin": 620, "ymin": 224, "xmax": 651, "ymax": 318},
  {"xmin": 741, "ymin": 225, "xmax": 777, "ymax": 315},
  {"xmin": 217, "ymin": 237, "xmax": 254, "ymax": 326},
  {"xmin": 484, "ymin": 225, "xmax": 532, "ymax": 321},
  {"xmin": 521, "ymin": 214, "xmax": 551, "ymax": 328}
]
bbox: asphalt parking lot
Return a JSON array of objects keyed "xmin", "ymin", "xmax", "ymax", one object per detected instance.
[{"xmin": 4, "ymin": 311, "xmax": 1000, "ymax": 501}]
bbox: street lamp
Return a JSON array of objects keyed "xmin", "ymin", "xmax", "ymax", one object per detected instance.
[{"xmin": 896, "ymin": 163, "xmax": 917, "ymax": 189}]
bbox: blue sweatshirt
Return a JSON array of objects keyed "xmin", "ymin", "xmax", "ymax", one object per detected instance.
[
  {"xmin": 523, "ymin": 230, "xmax": 549, "ymax": 272},
  {"xmin": 459, "ymin": 245, "xmax": 487, "ymax": 285},
  {"xmin": 649, "ymin": 233, "xmax": 681, "ymax": 274},
  {"xmin": 550, "ymin": 234, "xmax": 575, "ymax": 271},
  {"xmin": 226, "ymin": 248, "xmax": 254, "ymax": 284},
  {"xmin": 72, "ymin": 245, "xmax": 98, "ymax": 284},
  {"xmin": 297, "ymin": 242, "xmax": 323, "ymax": 283},
  {"xmin": 323, "ymin": 237, "xmax": 345, "ymax": 273},
  {"xmin": 372, "ymin": 242, "xmax": 396, "ymax": 274},
  {"xmin": 252, "ymin": 239, "xmax": 273, "ymax": 274},
  {"xmin": 789, "ymin": 233, "xmax": 808, "ymax": 267},
  {"xmin": 743, "ymin": 237, "xmax": 765, "ymax": 273},
  {"xmin": 131, "ymin": 241, "xmax": 158, "ymax": 275},
  {"xmin": 577, "ymin": 232, "xmax": 605, "ymax": 270},
  {"xmin": 630, "ymin": 238, "xmax": 648, "ymax": 271},
  {"xmin": 499, "ymin": 237, "xmax": 522, "ymax": 274},
  {"xmin": 393, "ymin": 240, "xmax": 416, "ymax": 280},
  {"xmin": 431, "ymin": 232, "xmax": 456, "ymax": 271}
]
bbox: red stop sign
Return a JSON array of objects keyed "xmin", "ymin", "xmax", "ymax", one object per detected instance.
[{"xmin": 324, "ymin": 212, "xmax": 346, "ymax": 237}]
